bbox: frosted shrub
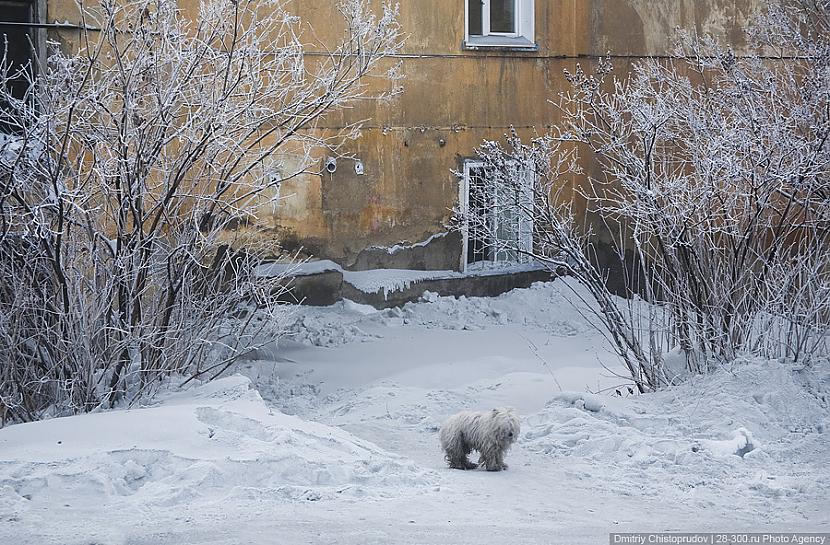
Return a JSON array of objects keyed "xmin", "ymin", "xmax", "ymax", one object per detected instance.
[
  {"xmin": 0, "ymin": 0, "xmax": 403, "ymax": 422},
  {"xmin": 468, "ymin": 0, "xmax": 830, "ymax": 390}
]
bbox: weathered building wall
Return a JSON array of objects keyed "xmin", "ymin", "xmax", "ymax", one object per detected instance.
[
  {"xmin": 38, "ymin": 0, "xmax": 763, "ymax": 270},
  {"xmin": 262, "ymin": 0, "xmax": 763, "ymax": 270}
]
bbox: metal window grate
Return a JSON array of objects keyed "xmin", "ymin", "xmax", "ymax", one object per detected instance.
[
  {"xmin": 464, "ymin": 161, "xmax": 533, "ymax": 270},
  {"xmin": 466, "ymin": 165, "xmax": 493, "ymax": 265}
]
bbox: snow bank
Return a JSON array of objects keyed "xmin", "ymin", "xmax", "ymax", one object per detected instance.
[
  {"xmin": 0, "ymin": 376, "xmax": 438, "ymax": 522},
  {"xmin": 284, "ymin": 299, "xmax": 381, "ymax": 347},
  {"xmin": 384, "ymin": 281, "xmax": 591, "ymax": 335},
  {"xmin": 284, "ymin": 280, "xmax": 592, "ymax": 348},
  {"xmin": 523, "ymin": 360, "xmax": 830, "ymax": 502}
]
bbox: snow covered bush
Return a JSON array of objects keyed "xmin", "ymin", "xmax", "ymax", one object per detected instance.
[
  {"xmin": 467, "ymin": 132, "xmax": 662, "ymax": 392},
  {"xmin": 466, "ymin": 0, "xmax": 830, "ymax": 391},
  {"xmin": 0, "ymin": 0, "xmax": 403, "ymax": 422}
]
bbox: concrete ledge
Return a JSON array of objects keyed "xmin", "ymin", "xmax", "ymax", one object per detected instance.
[
  {"xmin": 267, "ymin": 261, "xmax": 554, "ymax": 309},
  {"xmin": 281, "ymin": 269, "xmax": 345, "ymax": 306},
  {"xmin": 341, "ymin": 267, "xmax": 553, "ymax": 309}
]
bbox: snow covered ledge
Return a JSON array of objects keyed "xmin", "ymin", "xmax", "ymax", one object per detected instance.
[{"xmin": 256, "ymin": 260, "xmax": 553, "ymax": 309}]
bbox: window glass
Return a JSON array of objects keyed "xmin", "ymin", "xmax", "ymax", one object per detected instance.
[
  {"xmin": 467, "ymin": 0, "xmax": 483, "ymax": 36},
  {"xmin": 490, "ymin": 0, "xmax": 516, "ymax": 34}
]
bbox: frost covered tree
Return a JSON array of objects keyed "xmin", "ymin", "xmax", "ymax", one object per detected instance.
[
  {"xmin": 466, "ymin": 0, "xmax": 830, "ymax": 391},
  {"xmin": 467, "ymin": 132, "xmax": 662, "ymax": 392},
  {"xmin": 0, "ymin": 0, "xmax": 403, "ymax": 422}
]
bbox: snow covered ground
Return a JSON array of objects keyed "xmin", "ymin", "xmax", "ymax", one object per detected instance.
[{"xmin": 1, "ymin": 280, "xmax": 828, "ymax": 544}]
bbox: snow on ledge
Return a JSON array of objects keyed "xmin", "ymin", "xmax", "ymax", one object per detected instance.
[
  {"xmin": 344, "ymin": 262, "xmax": 547, "ymax": 299},
  {"xmin": 256, "ymin": 257, "xmax": 548, "ymax": 300},
  {"xmin": 255, "ymin": 259, "xmax": 343, "ymax": 278},
  {"xmin": 343, "ymin": 269, "xmax": 462, "ymax": 298}
]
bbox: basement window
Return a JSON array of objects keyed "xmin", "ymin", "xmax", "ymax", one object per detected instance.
[{"xmin": 465, "ymin": 0, "xmax": 536, "ymax": 51}]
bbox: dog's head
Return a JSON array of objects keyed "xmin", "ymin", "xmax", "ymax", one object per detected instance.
[{"xmin": 491, "ymin": 407, "xmax": 520, "ymax": 446}]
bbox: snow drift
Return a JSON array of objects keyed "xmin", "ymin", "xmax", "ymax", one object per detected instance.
[
  {"xmin": 0, "ymin": 375, "xmax": 437, "ymax": 526},
  {"xmin": 523, "ymin": 360, "xmax": 830, "ymax": 505}
]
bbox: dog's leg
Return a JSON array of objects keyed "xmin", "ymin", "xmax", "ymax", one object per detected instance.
[
  {"xmin": 496, "ymin": 451, "xmax": 508, "ymax": 470},
  {"xmin": 445, "ymin": 437, "xmax": 478, "ymax": 470},
  {"xmin": 460, "ymin": 457, "xmax": 479, "ymax": 470},
  {"xmin": 479, "ymin": 448, "xmax": 503, "ymax": 472},
  {"xmin": 447, "ymin": 452, "xmax": 477, "ymax": 470},
  {"xmin": 482, "ymin": 459, "xmax": 502, "ymax": 471}
]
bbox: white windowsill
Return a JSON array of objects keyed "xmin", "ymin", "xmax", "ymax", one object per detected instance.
[{"xmin": 463, "ymin": 35, "xmax": 538, "ymax": 51}]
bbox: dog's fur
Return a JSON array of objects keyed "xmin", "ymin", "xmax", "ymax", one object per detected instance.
[{"xmin": 439, "ymin": 408, "xmax": 520, "ymax": 471}]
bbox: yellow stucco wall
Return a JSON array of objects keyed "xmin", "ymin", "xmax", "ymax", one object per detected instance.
[{"xmin": 43, "ymin": 0, "xmax": 763, "ymax": 268}]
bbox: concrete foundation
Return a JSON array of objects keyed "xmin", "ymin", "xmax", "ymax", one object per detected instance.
[{"xmin": 275, "ymin": 264, "xmax": 554, "ymax": 309}]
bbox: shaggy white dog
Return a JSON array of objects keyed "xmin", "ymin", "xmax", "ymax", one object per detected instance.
[{"xmin": 439, "ymin": 408, "xmax": 520, "ymax": 471}]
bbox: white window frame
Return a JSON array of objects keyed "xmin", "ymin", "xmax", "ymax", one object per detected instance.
[
  {"xmin": 480, "ymin": 0, "xmax": 520, "ymax": 38},
  {"xmin": 464, "ymin": 0, "xmax": 536, "ymax": 50},
  {"xmin": 460, "ymin": 160, "xmax": 534, "ymax": 273}
]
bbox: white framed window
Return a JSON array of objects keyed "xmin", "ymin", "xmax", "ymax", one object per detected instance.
[
  {"xmin": 460, "ymin": 160, "xmax": 534, "ymax": 273},
  {"xmin": 464, "ymin": 0, "xmax": 536, "ymax": 50}
]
